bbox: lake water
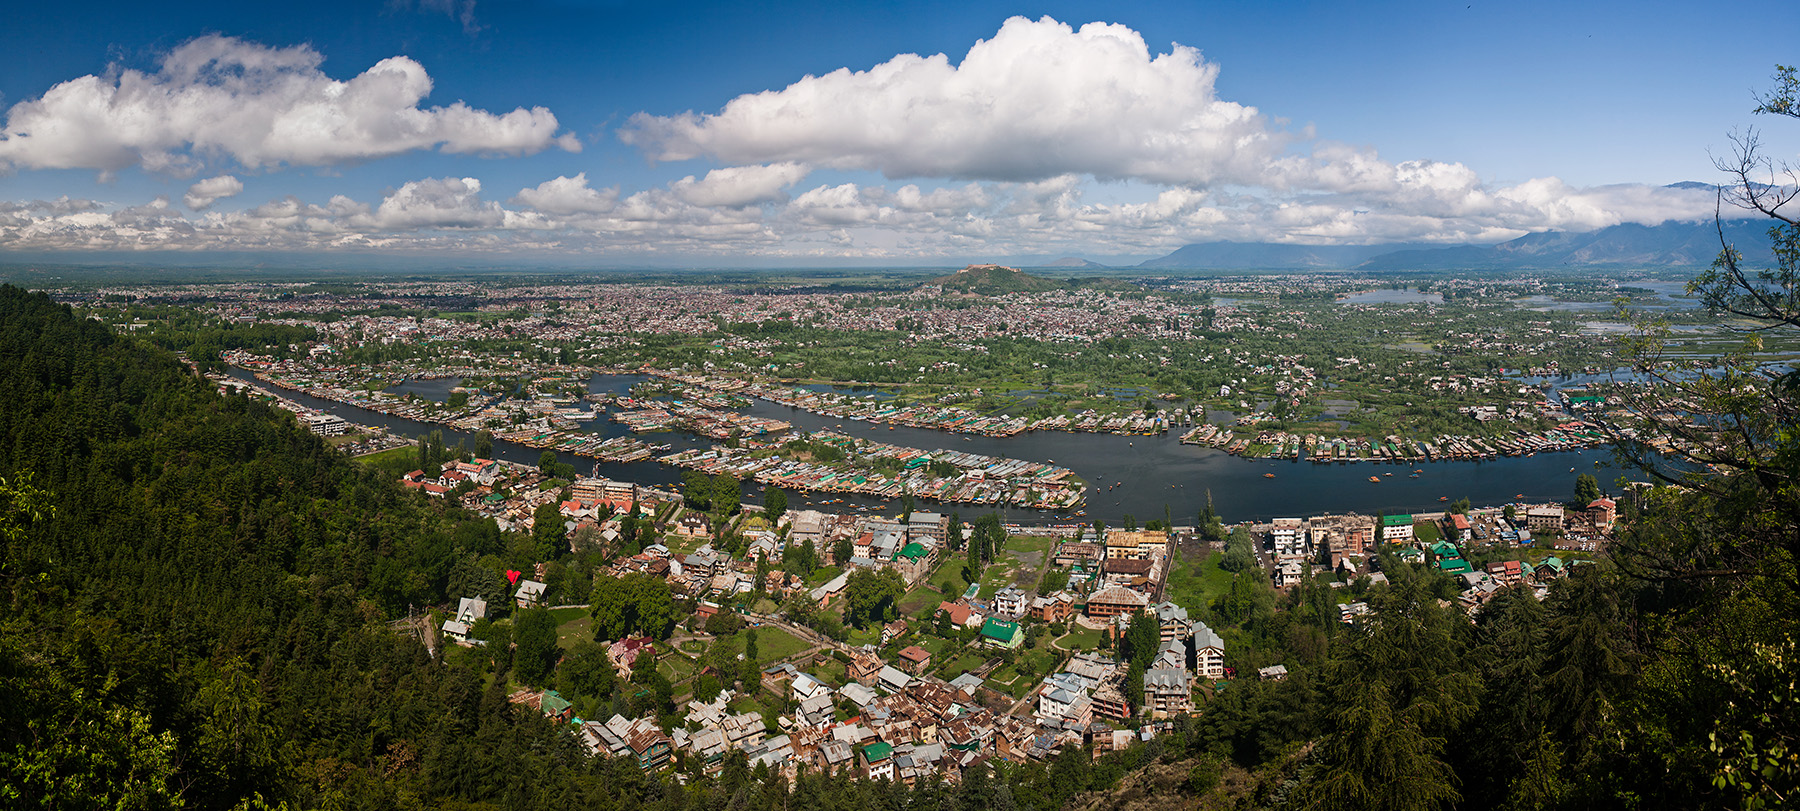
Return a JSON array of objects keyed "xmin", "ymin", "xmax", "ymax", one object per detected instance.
[
  {"xmin": 384, "ymin": 377, "xmax": 464, "ymax": 402},
  {"xmin": 1339, "ymin": 288, "xmax": 1444, "ymax": 305},
  {"xmin": 235, "ymin": 368, "xmax": 1643, "ymax": 524}
]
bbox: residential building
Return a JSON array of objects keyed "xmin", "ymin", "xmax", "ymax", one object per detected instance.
[
  {"xmin": 1380, "ymin": 514, "xmax": 1414, "ymax": 543},
  {"xmin": 897, "ymin": 645, "xmax": 932, "ymax": 675},
  {"xmin": 1526, "ymin": 505, "xmax": 1566, "ymax": 532},
  {"xmin": 1152, "ymin": 602, "xmax": 1189, "ymax": 644},
  {"xmin": 980, "ymin": 617, "xmax": 1023, "ymax": 649},
  {"xmin": 1271, "ymin": 518, "xmax": 1305, "ymax": 558},
  {"xmin": 848, "ymin": 647, "xmax": 884, "ymax": 687},
  {"xmin": 1030, "ymin": 592, "xmax": 1075, "ymax": 623},
  {"xmin": 1191, "ymin": 621, "xmax": 1226, "ymax": 680},
  {"xmin": 862, "ymin": 741, "xmax": 896, "ymax": 781},
  {"xmin": 993, "ymin": 587, "xmax": 1028, "ymax": 618},
  {"xmin": 1104, "ymin": 530, "xmax": 1167, "ymax": 561},
  {"xmin": 1084, "ymin": 585, "xmax": 1150, "ymax": 618},
  {"xmin": 1143, "ymin": 669, "xmax": 1191, "ymax": 718},
  {"xmin": 514, "ymin": 579, "xmax": 547, "ymax": 608}
]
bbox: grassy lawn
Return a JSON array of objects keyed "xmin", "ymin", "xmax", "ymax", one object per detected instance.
[
  {"xmin": 897, "ymin": 581, "xmax": 945, "ymax": 617},
  {"xmin": 1054, "ymin": 626, "xmax": 1103, "ymax": 651},
  {"xmin": 659, "ymin": 655, "xmax": 695, "ymax": 682},
  {"xmin": 813, "ymin": 659, "xmax": 847, "ymax": 686},
  {"xmin": 665, "ymin": 532, "xmax": 713, "ymax": 556},
  {"xmin": 805, "ymin": 566, "xmax": 842, "ymax": 587},
  {"xmin": 845, "ymin": 624, "xmax": 881, "ymax": 648},
  {"xmin": 679, "ymin": 640, "xmax": 708, "ymax": 655},
  {"xmin": 746, "ymin": 626, "xmax": 811, "ymax": 661},
  {"xmin": 977, "ymin": 559, "xmax": 1022, "ymax": 600},
  {"xmin": 356, "ymin": 445, "xmax": 418, "ymax": 476},
  {"xmin": 916, "ymin": 636, "xmax": 954, "ymax": 656},
  {"xmin": 551, "ymin": 607, "xmax": 592, "ymax": 649},
  {"xmin": 1413, "ymin": 521, "xmax": 1443, "ymax": 543},
  {"xmin": 935, "ymin": 652, "xmax": 988, "ymax": 680},
  {"xmin": 1009, "ymin": 535, "xmax": 1056, "ymax": 556},
  {"xmin": 1165, "ymin": 550, "xmax": 1233, "ymax": 613}
]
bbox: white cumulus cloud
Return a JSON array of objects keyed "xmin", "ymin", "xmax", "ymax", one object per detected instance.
[
  {"xmin": 620, "ymin": 16, "xmax": 1287, "ymax": 186},
  {"xmin": 513, "ymin": 173, "xmax": 621, "ymax": 215},
  {"xmin": 0, "ymin": 35, "xmax": 578, "ymax": 174},
  {"xmin": 372, "ymin": 177, "xmax": 504, "ymax": 229},
  {"xmin": 183, "ymin": 175, "xmax": 245, "ymax": 210},
  {"xmin": 669, "ymin": 162, "xmax": 810, "ymax": 208}
]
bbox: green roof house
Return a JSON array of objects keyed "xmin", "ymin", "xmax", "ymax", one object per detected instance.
[
  {"xmin": 980, "ymin": 617, "xmax": 1022, "ymax": 649},
  {"xmin": 539, "ymin": 690, "xmax": 573, "ymax": 721}
]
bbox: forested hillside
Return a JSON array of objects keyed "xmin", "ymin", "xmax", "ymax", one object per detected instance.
[{"xmin": 0, "ymin": 285, "xmax": 613, "ymax": 809}]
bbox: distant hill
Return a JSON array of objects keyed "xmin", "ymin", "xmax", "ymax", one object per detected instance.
[
  {"xmin": 928, "ymin": 264, "xmax": 1067, "ymax": 294},
  {"xmin": 1141, "ymin": 218, "xmax": 1780, "ymax": 271},
  {"xmin": 1363, "ymin": 219, "xmax": 1778, "ymax": 270},
  {"xmin": 1138, "ymin": 242, "xmax": 1444, "ymax": 270},
  {"xmin": 1042, "ymin": 256, "xmax": 1110, "ymax": 269}
]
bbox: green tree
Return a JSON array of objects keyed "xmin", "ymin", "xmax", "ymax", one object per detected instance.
[
  {"xmin": 764, "ymin": 486, "xmax": 788, "ymax": 522},
  {"xmin": 589, "ymin": 572, "xmax": 676, "ymax": 640},
  {"xmin": 1220, "ymin": 524, "xmax": 1256, "ymax": 573},
  {"xmin": 537, "ymin": 449, "xmax": 557, "ymax": 474},
  {"xmin": 532, "ymin": 500, "xmax": 566, "ymax": 559},
  {"xmin": 1306, "ymin": 581, "xmax": 1477, "ymax": 810},
  {"xmin": 740, "ymin": 627, "xmax": 760, "ymax": 686},
  {"xmin": 1305, "ymin": 681, "xmax": 1461, "ymax": 811},
  {"xmin": 554, "ymin": 639, "xmax": 617, "ymax": 702},
  {"xmin": 512, "ymin": 607, "xmax": 561, "ymax": 688},
  {"xmin": 1121, "ymin": 609, "xmax": 1160, "ymax": 671},
  {"xmin": 1573, "ymin": 473, "xmax": 1600, "ymax": 505},
  {"xmin": 843, "ymin": 568, "xmax": 905, "ymax": 628}
]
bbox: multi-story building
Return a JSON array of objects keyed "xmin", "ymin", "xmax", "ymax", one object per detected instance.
[{"xmin": 1143, "ymin": 669, "xmax": 1191, "ymax": 718}]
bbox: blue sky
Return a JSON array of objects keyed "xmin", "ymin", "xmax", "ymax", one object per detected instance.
[{"xmin": 1, "ymin": 0, "xmax": 1794, "ymax": 264}]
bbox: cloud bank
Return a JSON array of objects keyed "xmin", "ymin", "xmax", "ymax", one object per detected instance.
[
  {"xmin": 0, "ymin": 35, "xmax": 577, "ymax": 175},
  {"xmin": 0, "ymin": 170, "xmax": 1731, "ymax": 259}
]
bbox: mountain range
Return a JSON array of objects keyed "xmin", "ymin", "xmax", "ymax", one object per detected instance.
[{"xmin": 1140, "ymin": 218, "xmax": 1780, "ymax": 271}]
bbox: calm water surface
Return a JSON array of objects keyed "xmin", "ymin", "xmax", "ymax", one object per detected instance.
[{"xmin": 235, "ymin": 369, "xmax": 1639, "ymax": 524}]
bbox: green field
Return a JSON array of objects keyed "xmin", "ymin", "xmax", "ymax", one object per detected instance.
[
  {"xmin": 935, "ymin": 652, "xmax": 989, "ymax": 681},
  {"xmin": 356, "ymin": 445, "xmax": 419, "ymax": 477},
  {"xmin": 975, "ymin": 532, "xmax": 1055, "ymax": 598},
  {"xmin": 658, "ymin": 653, "xmax": 695, "ymax": 682},
  {"xmin": 898, "ymin": 580, "xmax": 946, "ymax": 618},
  {"xmin": 1165, "ymin": 550, "xmax": 1234, "ymax": 613},
  {"xmin": 747, "ymin": 625, "xmax": 812, "ymax": 661},
  {"xmin": 1054, "ymin": 625, "xmax": 1103, "ymax": 651},
  {"xmin": 1413, "ymin": 521, "xmax": 1443, "ymax": 543},
  {"xmin": 551, "ymin": 606, "xmax": 592, "ymax": 649}
]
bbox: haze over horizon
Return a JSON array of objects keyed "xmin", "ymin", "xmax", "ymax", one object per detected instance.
[{"xmin": 1, "ymin": 0, "xmax": 1795, "ymax": 267}]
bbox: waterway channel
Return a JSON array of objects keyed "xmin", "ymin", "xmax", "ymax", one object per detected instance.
[{"xmin": 232, "ymin": 368, "xmax": 1643, "ymax": 524}]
